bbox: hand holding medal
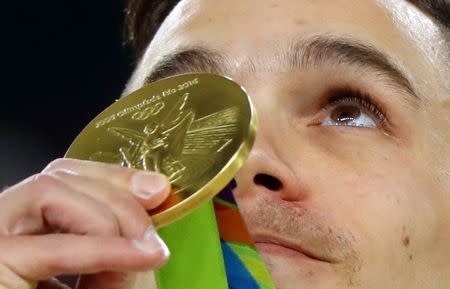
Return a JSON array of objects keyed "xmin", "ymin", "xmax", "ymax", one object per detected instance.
[{"xmin": 66, "ymin": 73, "xmax": 274, "ymax": 289}]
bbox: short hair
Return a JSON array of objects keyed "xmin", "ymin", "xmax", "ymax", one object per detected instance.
[
  {"xmin": 125, "ymin": 0, "xmax": 450, "ymax": 58},
  {"xmin": 125, "ymin": 0, "xmax": 180, "ymax": 58}
]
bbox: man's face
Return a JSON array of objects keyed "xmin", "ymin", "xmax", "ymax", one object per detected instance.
[{"xmin": 126, "ymin": 0, "xmax": 450, "ymax": 288}]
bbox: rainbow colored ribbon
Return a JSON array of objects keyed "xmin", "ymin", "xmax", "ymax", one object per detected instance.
[{"xmin": 155, "ymin": 182, "xmax": 275, "ymax": 289}]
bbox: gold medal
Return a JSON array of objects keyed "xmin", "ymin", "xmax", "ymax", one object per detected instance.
[{"xmin": 66, "ymin": 73, "xmax": 257, "ymax": 228}]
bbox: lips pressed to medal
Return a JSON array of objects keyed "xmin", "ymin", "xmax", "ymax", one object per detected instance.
[{"xmin": 66, "ymin": 73, "xmax": 257, "ymax": 228}]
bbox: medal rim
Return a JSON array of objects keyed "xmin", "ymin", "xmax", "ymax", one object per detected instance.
[{"xmin": 65, "ymin": 73, "xmax": 257, "ymax": 228}]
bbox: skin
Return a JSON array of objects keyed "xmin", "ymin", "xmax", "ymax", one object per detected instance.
[
  {"xmin": 125, "ymin": 0, "xmax": 450, "ymax": 288},
  {"xmin": 1, "ymin": 0, "xmax": 449, "ymax": 289},
  {"xmin": 0, "ymin": 159, "xmax": 170, "ymax": 289}
]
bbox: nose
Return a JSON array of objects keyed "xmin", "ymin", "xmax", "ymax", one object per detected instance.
[
  {"xmin": 234, "ymin": 142, "xmax": 309, "ymax": 202},
  {"xmin": 232, "ymin": 78, "xmax": 310, "ymax": 204},
  {"xmin": 253, "ymin": 173, "xmax": 282, "ymax": 191}
]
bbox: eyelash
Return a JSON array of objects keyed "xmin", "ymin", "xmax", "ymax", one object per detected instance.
[{"xmin": 321, "ymin": 87, "xmax": 389, "ymax": 129}]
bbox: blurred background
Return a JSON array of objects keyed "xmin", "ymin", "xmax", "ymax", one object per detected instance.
[{"xmin": 1, "ymin": 1, "xmax": 133, "ymax": 188}]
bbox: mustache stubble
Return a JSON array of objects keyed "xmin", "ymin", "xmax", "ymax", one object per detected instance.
[{"xmin": 241, "ymin": 196, "xmax": 362, "ymax": 285}]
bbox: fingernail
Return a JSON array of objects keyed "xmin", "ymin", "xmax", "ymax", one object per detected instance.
[
  {"xmin": 133, "ymin": 226, "xmax": 170, "ymax": 259},
  {"xmin": 131, "ymin": 172, "xmax": 168, "ymax": 200}
]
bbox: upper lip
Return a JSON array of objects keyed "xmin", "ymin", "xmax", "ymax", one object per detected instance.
[{"xmin": 252, "ymin": 233, "xmax": 337, "ymax": 263}]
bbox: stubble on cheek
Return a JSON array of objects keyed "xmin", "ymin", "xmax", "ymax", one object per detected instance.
[
  {"xmin": 333, "ymin": 255, "xmax": 363, "ymax": 287},
  {"xmin": 240, "ymin": 196, "xmax": 363, "ymax": 287}
]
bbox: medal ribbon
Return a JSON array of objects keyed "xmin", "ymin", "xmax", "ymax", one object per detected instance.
[{"xmin": 155, "ymin": 182, "xmax": 276, "ymax": 289}]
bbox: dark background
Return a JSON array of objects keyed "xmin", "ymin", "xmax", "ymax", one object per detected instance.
[{"xmin": 1, "ymin": 1, "xmax": 134, "ymax": 187}]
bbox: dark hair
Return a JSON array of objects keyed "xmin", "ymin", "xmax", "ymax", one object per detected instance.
[
  {"xmin": 125, "ymin": 0, "xmax": 449, "ymax": 58},
  {"xmin": 409, "ymin": 0, "xmax": 450, "ymax": 29},
  {"xmin": 125, "ymin": 0, "xmax": 180, "ymax": 58}
]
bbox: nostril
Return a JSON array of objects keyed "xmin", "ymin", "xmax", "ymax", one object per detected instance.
[{"xmin": 253, "ymin": 173, "xmax": 283, "ymax": 191}]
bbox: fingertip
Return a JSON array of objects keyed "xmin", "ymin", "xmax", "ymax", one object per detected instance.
[
  {"xmin": 130, "ymin": 172, "xmax": 171, "ymax": 209},
  {"xmin": 133, "ymin": 227, "xmax": 170, "ymax": 269},
  {"xmin": 132, "ymin": 240, "xmax": 170, "ymax": 269}
]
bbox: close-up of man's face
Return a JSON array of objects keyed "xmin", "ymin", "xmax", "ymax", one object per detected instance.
[{"xmin": 125, "ymin": 0, "xmax": 450, "ymax": 288}]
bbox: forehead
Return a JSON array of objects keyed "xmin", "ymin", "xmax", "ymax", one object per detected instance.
[{"xmin": 127, "ymin": 0, "xmax": 444, "ymax": 96}]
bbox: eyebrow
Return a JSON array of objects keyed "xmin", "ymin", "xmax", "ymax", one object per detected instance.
[
  {"xmin": 145, "ymin": 48, "xmax": 226, "ymax": 83},
  {"xmin": 145, "ymin": 35, "xmax": 420, "ymax": 105}
]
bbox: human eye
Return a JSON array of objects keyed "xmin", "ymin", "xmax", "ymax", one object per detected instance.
[{"xmin": 319, "ymin": 87, "xmax": 388, "ymax": 130}]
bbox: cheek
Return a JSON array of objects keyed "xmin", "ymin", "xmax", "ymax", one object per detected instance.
[
  {"xmin": 333, "ymin": 160, "xmax": 436, "ymax": 271},
  {"xmin": 307, "ymin": 135, "xmax": 437, "ymax": 273},
  {"xmin": 348, "ymin": 171, "xmax": 423, "ymax": 237},
  {"xmin": 308, "ymin": 128, "xmax": 434, "ymax": 241}
]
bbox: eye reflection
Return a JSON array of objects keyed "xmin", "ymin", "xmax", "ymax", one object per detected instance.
[
  {"xmin": 322, "ymin": 103, "xmax": 377, "ymax": 128},
  {"xmin": 318, "ymin": 87, "xmax": 387, "ymax": 130},
  {"xmin": 331, "ymin": 105, "xmax": 361, "ymax": 123}
]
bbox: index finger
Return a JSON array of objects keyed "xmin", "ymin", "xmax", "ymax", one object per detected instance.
[{"xmin": 43, "ymin": 159, "xmax": 171, "ymax": 210}]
